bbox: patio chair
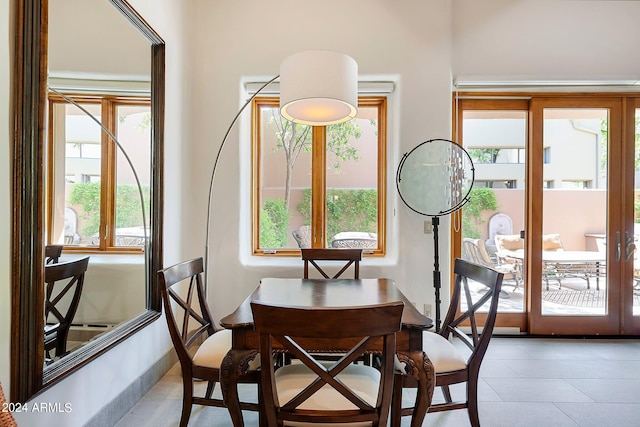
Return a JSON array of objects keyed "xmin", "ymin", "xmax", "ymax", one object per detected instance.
[
  {"xmin": 463, "ymin": 238, "xmax": 521, "ymax": 291},
  {"xmin": 292, "ymin": 225, "xmax": 311, "ymax": 248}
]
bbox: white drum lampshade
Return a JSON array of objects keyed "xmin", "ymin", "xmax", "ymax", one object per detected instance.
[{"xmin": 279, "ymin": 50, "xmax": 358, "ymax": 126}]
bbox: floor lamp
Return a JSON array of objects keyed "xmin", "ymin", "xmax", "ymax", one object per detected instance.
[
  {"xmin": 204, "ymin": 50, "xmax": 358, "ymax": 289},
  {"xmin": 396, "ymin": 139, "xmax": 475, "ymax": 331}
]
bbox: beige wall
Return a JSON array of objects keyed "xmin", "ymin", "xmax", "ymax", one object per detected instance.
[{"xmin": 477, "ymin": 189, "xmax": 607, "ymax": 251}]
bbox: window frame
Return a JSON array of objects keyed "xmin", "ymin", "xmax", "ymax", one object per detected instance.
[
  {"xmin": 251, "ymin": 96, "xmax": 387, "ymax": 256},
  {"xmin": 46, "ymin": 92, "xmax": 151, "ymax": 253}
]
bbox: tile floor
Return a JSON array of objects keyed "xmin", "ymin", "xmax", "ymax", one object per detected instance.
[{"xmin": 114, "ymin": 337, "xmax": 640, "ymax": 427}]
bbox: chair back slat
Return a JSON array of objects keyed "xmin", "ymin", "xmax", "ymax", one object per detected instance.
[
  {"xmin": 45, "ymin": 244, "xmax": 63, "ymax": 264},
  {"xmin": 158, "ymin": 258, "xmax": 216, "ymax": 361},
  {"xmin": 301, "ymin": 248, "xmax": 362, "ymax": 279},
  {"xmin": 44, "ymin": 256, "xmax": 90, "ymax": 358},
  {"xmin": 441, "ymin": 258, "xmax": 503, "ymax": 359},
  {"xmin": 252, "ymin": 300, "xmax": 403, "ymax": 426}
]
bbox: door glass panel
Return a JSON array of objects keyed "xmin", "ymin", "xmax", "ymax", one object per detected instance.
[
  {"xmin": 461, "ymin": 110, "xmax": 527, "ymax": 313},
  {"xmin": 326, "ymin": 107, "xmax": 379, "ymax": 250},
  {"xmin": 52, "ymin": 102, "xmax": 102, "ymax": 247},
  {"xmin": 114, "ymin": 104, "xmax": 151, "ymax": 248},
  {"xmin": 634, "ymin": 108, "xmax": 640, "ymax": 317},
  {"xmin": 541, "ymin": 108, "xmax": 608, "ymax": 316}
]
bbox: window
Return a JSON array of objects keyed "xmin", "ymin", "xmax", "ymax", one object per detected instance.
[
  {"xmin": 474, "ymin": 180, "xmax": 517, "ymax": 189},
  {"xmin": 561, "ymin": 180, "xmax": 592, "ymax": 189},
  {"xmin": 252, "ymin": 96, "xmax": 386, "ymax": 255},
  {"xmin": 469, "ymin": 147, "xmax": 525, "ymax": 164},
  {"xmin": 47, "ymin": 93, "xmax": 151, "ymax": 251}
]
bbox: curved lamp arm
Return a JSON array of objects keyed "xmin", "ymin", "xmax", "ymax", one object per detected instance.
[{"xmin": 204, "ymin": 75, "xmax": 279, "ymax": 290}]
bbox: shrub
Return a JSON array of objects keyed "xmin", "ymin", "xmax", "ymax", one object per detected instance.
[
  {"xmin": 260, "ymin": 199, "xmax": 290, "ymax": 248},
  {"xmin": 297, "ymin": 188, "xmax": 378, "ymax": 240}
]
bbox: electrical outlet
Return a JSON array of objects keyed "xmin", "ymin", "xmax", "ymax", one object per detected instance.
[
  {"xmin": 423, "ymin": 304, "xmax": 432, "ymax": 317},
  {"xmin": 424, "ymin": 220, "xmax": 433, "ymax": 234}
]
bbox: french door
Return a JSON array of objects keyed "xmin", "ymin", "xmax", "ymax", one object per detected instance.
[{"xmin": 456, "ymin": 94, "xmax": 640, "ymax": 335}]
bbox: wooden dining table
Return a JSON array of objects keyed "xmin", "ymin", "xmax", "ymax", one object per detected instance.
[{"xmin": 219, "ymin": 277, "xmax": 435, "ymax": 427}]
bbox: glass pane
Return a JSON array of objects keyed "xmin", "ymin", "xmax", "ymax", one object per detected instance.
[
  {"xmin": 326, "ymin": 106, "xmax": 379, "ymax": 249},
  {"xmin": 52, "ymin": 102, "xmax": 102, "ymax": 247},
  {"xmin": 461, "ymin": 109, "xmax": 527, "ymax": 313},
  {"xmin": 541, "ymin": 108, "xmax": 608, "ymax": 316},
  {"xmin": 635, "ymin": 108, "xmax": 640, "ymax": 317},
  {"xmin": 258, "ymin": 105, "xmax": 312, "ymax": 249},
  {"xmin": 114, "ymin": 105, "xmax": 151, "ymax": 247}
]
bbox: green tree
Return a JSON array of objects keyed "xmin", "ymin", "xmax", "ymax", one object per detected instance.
[
  {"xmin": 297, "ymin": 188, "xmax": 377, "ymax": 241},
  {"xmin": 260, "ymin": 199, "xmax": 290, "ymax": 248},
  {"xmin": 469, "ymin": 148, "xmax": 499, "ymax": 165},
  {"xmin": 268, "ymin": 108, "xmax": 363, "ymax": 210},
  {"xmin": 600, "ymin": 116, "xmax": 640, "ymax": 173},
  {"xmin": 462, "ymin": 187, "xmax": 499, "ymax": 239},
  {"xmin": 69, "ymin": 182, "xmax": 101, "ymax": 236}
]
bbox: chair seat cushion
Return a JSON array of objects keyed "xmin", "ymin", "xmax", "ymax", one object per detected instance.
[
  {"xmin": 274, "ymin": 362, "xmax": 379, "ymax": 411},
  {"xmin": 423, "ymin": 331, "xmax": 467, "ymax": 373},
  {"xmin": 193, "ymin": 329, "xmax": 260, "ymax": 371}
]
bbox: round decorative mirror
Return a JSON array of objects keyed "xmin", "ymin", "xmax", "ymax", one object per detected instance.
[
  {"xmin": 396, "ymin": 138, "xmax": 474, "ymax": 331},
  {"xmin": 396, "ymin": 138, "xmax": 474, "ymax": 217}
]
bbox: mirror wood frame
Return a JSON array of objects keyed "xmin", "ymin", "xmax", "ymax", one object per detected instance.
[{"xmin": 11, "ymin": 0, "xmax": 164, "ymax": 402}]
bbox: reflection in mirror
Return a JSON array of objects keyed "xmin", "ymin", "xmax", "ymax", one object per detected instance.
[
  {"xmin": 12, "ymin": 0, "xmax": 164, "ymax": 402},
  {"xmin": 44, "ymin": 0, "xmax": 151, "ymax": 366}
]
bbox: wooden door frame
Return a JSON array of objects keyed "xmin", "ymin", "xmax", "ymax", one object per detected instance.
[
  {"xmin": 622, "ymin": 97, "xmax": 640, "ymax": 334},
  {"xmin": 452, "ymin": 97, "xmax": 530, "ymax": 332},
  {"xmin": 454, "ymin": 93, "xmax": 640, "ymax": 336},
  {"xmin": 528, "ymin": 97, "xmax": 622, "ymax": 335}
]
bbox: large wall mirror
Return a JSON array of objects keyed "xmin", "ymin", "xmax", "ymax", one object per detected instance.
[{"xmin": 12, "ymin": 0, "xmax": 164, "ymax": 402}]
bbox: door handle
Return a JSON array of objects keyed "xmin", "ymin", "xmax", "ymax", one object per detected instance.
[
  {"xmin": 616, "ymin": 231, "xmax": 621, "ymax": 262},
  {"xmin": 626, "ymin": 231, "xmax": 636, "ymax": 262}
]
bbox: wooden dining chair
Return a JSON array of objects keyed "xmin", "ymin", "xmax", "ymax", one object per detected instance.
[
  {"xmin": 252, "ymin": 299, "xmax": 403, "ymax": 427},
  {"xmin": 45, "ymin": 244, "xmax": 63, "ymax": 264},
  {"xmin": 301, "ymin": 248, "xmax": 362, "ymax": 279},
  {"xmin": 391, "ymin": 258, "xmax": 504, "ymax": 427},
  {"xmin": 158, "ymin": 257, "xmax": 262, "ymax": 427},
  {"xmin": 44, "ymin": 256, "xmax": 90, "ymax": 361}
]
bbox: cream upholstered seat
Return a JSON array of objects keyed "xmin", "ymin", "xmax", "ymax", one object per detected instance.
[
  {"xmin": 191, "ymin": 329, "xmax": 260, "ymax": 371},
  {"xmin": 158, "ymin": 257, "xmax": 262, "ymax": 427},
  {"xmin": 274, "ymin": 362, "xmax": 380, "ymax": 411},
  {"xmin": 421, "ymin": 332, "xmax": 468, "ymax": 373},
  {"xmin": 391, "ymin": 259, "xmax": 504, "ymax": 427}
]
